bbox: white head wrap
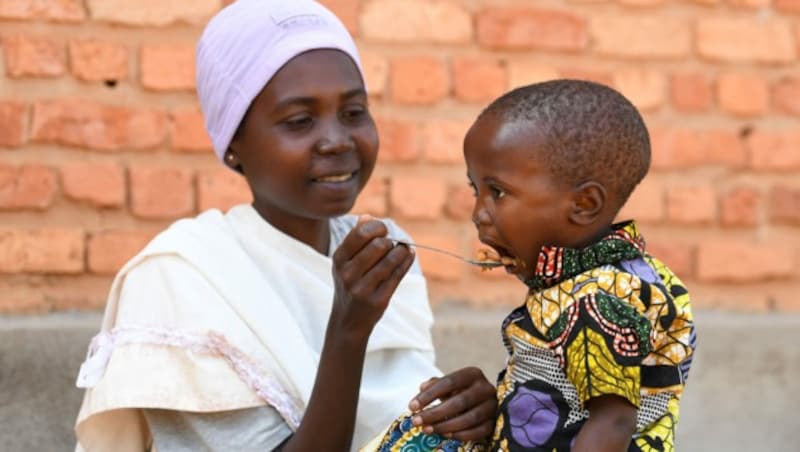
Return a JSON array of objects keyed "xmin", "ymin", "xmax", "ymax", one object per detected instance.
[{"xmin": 196, "ymin": 0, "xmax": 363, "ymax": 161}]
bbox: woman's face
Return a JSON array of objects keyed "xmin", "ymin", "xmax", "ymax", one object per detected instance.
[{"xmin": 228, "ymin": 49, "xmax": 378, "ymax": 228}]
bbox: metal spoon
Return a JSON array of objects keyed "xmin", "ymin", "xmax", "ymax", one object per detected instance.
[{"xmin": 390, "ymin": 238, "xmax": 504, "ymax": 269}]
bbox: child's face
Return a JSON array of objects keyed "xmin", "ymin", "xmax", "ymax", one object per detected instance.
[
  {"xmin": 464, "ymin": 115, "xmax": 577, "ymax": 281},
  {"xmin": 229, "ymin": 49, "xmax": 378, "ymax": 225}
]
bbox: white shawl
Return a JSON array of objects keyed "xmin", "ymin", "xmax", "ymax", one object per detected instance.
[{"xmin": 75, "ymin": 206, "xmax": 438, "ymax": 451}]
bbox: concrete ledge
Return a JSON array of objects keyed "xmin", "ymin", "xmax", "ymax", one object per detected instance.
[{"xmin": 1, "ymin": 309, "xmax": 797, "ymax": 451}]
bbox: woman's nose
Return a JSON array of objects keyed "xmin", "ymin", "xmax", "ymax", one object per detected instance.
[{"xmin": 316, "ymin": 121, "xmax": 354, "ymax": 154}]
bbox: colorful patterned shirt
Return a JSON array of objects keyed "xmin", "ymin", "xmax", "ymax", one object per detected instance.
[{"xmin": 491, "ymin": 221, "xmax": 696, "ymax": 451}]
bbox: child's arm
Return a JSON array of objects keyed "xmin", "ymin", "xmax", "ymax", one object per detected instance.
[{"xmin": 572, "ymin": 395, "xmax": 637, "ymax": 452}]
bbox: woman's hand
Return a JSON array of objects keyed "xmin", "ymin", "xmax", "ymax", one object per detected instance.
[
  {"xmin": 408, "ymin": 367, "xmax": 497, "ymax": 442},
  {"xmin": 330, "ymin": 215, "xmax": 415, "ymax": 340}
]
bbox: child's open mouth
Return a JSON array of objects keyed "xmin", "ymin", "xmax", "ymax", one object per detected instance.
[{"xmin": 476, "ymin": 240, "xmax": 524, "ymax": 273}]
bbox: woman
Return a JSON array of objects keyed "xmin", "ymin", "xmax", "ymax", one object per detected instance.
[{"xmin": 74, "ymin": 1, "xmax": 495, "ymax": 451}]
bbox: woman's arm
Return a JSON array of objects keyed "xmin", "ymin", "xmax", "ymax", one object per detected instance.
[
  {"xmin": 276, "ymin": 217, "xmax": 416, "ymax": 452},
  {"xmin": 572, "ymin": 395, "xmax": 637, "ymax": 452}
]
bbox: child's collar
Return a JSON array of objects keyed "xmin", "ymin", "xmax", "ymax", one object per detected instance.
[{"xmin": 524, "ymin": 221, "xmax": 645, "ymax": 291}]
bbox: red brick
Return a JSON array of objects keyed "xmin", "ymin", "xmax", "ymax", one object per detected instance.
[
  {"xmin": 2, "ymin": 34, "xmax": 65, "ymax": 78},
  {"xmin": 477, "ymin": 7, "xmax": 588, "ymax": 51},
  {"xmin": 773, "ymin": 77, "xmax": 800, "ymax": 116},
  {"xmin": 650, "ymin": 127, "xmax": 747, "ymax": 170},
  {"xmin": 697, "ymin": 241, "xmax": 793, "ymax": 282},
  {"xmin": 60, "ymin": 162, "xmax": 125, "ymax": 207},
  {"xmin": 31, "ymin": 99, "xmax": 167, "ymax": 151},
  {"xmin": 590, "ymin": 15, "xmax": 690, "ymax": 59},
  {"xmin": 405, "ymin": 230, "xmax": 463, "ymax": 281},
  {"xmin": 196, "ymin": 168, "xmax": 251, "ymax": 213},
  {"xmin": 444, "ymin": 184, "xmax": 474, "ymax": 221},
  {"xmin": 361, "ymin": 0, "xmax": 472, "ymax": 44},
  {"xmin": 747, "ymin": 130, "xmax": 800, "ymax": 170},
  {"xmin": 775, "ymin": 0, "xmax": 800, "ymax": 12},
  {"xmin": 696, "ymin": 18, "xmax": 796, "ymax": 64},
  {"xmin": 666, "ymin": 185, "xmax": 717, "ymax": 225},
  {"xmin": 452, "ymin": 58, "xmax": 507, "ymax": 104},
  {"xmin": 618, "ymin": 0, "xmax": 667, "ymax": 6},
  {"xmin": 88, "ymin": 230, "xmax": 156, "ymax": 274},
  {"xmin": 0, "ymin": 101, "xmax": 27, "ymax": 147},
  {"xmin": 86, "ymin": 0, "xmax": 218, "ymax": 26},
  {"xmin": 612, "ymin": 69, "xmax": 666, "ymax": 111},
  {"xmin": 0, "ymin": 0, "xmax": 85, "ymax": 22},
  {"xmin": 390, "ymin": 176, "xmax": 446, "ymax": 220},
  {"xmin": 728, "ymin": 0, "xmax": 770, "ymax": 7},
  {"xmin": 375, "ymin": 117, "xmax": 420, "ymax": 163},
  {"xmin": 0, "ymin": 164, "xmax": 56, "ymax": 210},
  {"xmin": 390, "ymin": 57, "xmax": 449, "ymax": 105},
  {"xmin": 508, "ymin": 62, "xmax": 559, "ymax": 87},
  {"xmin": 422, "ymin": 119, "xmax": 471, "ymax": 164},
  {"xmin": 720, "ymin": 186, "xmax": 761, "ymax": 227},
  {"xmin": 318, "ymin": 0, "xmax": 361, "ymax": 36},
  {"xmin": 351, "ymin": 176, "xmax": 388, "ymax": 217},
  {"xmin": 670, "ymin": 73, "xmax": 714, "ymax": 113},
  {"xmin": 170, "ymin": 108, "xmax": 212, "ymax": 152},
  {"xmin": 130, "ymin": 166, "xmax": 194, "ymax": 219},
  {"xmin": 361, "ymin": 51, "xmax": 388, "ymax": 97},
  {"xmin": 0, "ymin": 228, "xmax": 84, "ymax": 274},
  {"xmin": 769, "ymin": 185, "xmax": 800, "ymax": 225},
  {"xmin": 645, "ymin": 241, "xmax": 694, "ymax": 279},
  {"xmin": 140, "ymin": 44, "xmax": 196, "ymax": 91},
  {"xmin": 717, "ymin": 73, "xmax": 769, "ymax": 117},
  {"xmin": 68, "ymin": 39, "xmax": 128, "ymax": 82},
  {"xmin": 617, "ymin": 177, "xmax": 664, "ymax": 223}
]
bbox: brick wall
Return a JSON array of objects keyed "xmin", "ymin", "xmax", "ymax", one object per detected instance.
[{"xmin": 1, "ymin": 0, "xmax": 798, "ymax": 314}]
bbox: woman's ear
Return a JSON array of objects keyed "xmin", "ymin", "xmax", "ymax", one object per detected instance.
[{"xmin": 568, "ymin": 181, "xmax": 607, "ymax": 226}]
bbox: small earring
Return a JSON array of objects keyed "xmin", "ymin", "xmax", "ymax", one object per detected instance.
[{"xmin": 225, "ymin": 153, "xmax": 235, "ymax": 162}]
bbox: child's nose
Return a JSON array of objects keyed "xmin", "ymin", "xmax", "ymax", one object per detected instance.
[{"xmin": 471, "ymin": 205, "xmax": 491, "ymax": 227}]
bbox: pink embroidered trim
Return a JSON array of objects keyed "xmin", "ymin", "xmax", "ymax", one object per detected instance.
[{"xmin": 81, "ymin": 326, "xmax": 303, "ymax": 428}]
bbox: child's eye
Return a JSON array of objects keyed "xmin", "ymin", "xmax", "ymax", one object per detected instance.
[
  {"xmin": 468, "ymin": 182, "xmax": 477, "ymax": 197},
  {"xmin": 490, "ymin": 185, "xmax": 505, "ymax": 199}
]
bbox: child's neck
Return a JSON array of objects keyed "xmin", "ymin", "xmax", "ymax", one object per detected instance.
[{"xmin": 571, "ymin": 222, "xmax": 615, "ymax": 250}]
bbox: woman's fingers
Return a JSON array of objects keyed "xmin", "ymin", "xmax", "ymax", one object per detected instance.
[
  {"xmin": 410, "ymin": 367, "xmax": 483, "ymax": 411},
  {"xmin": 333, "ymin": 217, "xmax": 388, "ymax": 265},
  {"xmin": 418, "ymin": 398, "xmax": 496, "ymax": 440},
  {"xmin": 408, "ymin": 367, "xmax": 497, "ymax": 439}
]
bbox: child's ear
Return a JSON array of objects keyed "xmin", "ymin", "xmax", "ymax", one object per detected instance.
[{"xmin": 568, "ymin": 181, "xmax": 606, "ymax": 226}]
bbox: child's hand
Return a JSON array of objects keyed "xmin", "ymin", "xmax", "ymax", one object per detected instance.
[
  {"xmin": 408, "ymin": 367, "xmax": 497, "ymax": 441},
  {"xmin": 330, "ymin": 215, "xmax": 415, "ymax": 341}
]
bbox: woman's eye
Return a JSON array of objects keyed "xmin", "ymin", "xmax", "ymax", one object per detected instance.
[
  {"xmin": 284, "ymin": 115, "xmax": 313, "ymax": 129},
  {"xmin": 341, "ymin": 106, "xmax": 367, "ymax": 122}
]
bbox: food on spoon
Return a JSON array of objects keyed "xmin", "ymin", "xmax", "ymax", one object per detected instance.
[
  {"xmin": 475, "ymin": 247, "xmax": 502, "ymax": 271},
  {"xmin": 476, "ymin": 246, "xmax": 525, "ymax": 270}
]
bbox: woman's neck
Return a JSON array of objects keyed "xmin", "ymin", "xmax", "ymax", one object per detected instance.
[{"xmin": 251, "ymin": 203, "xmax": 331, "ymax": 255}]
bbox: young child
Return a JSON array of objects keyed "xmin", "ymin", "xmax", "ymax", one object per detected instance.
[{"xmin": 448, "ymin": 80, "xmax": 696, "ymax": 451}]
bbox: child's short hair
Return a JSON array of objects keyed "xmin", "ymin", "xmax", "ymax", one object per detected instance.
[{"xmin": 480, "ymin": 79, "xmax": 651, "ymax": 208}]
